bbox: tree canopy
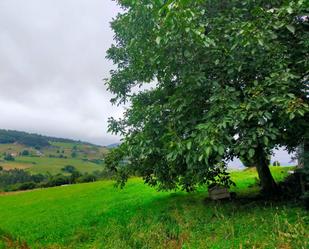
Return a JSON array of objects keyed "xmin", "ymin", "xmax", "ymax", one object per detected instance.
[{"xmin": 106, "ymin": 0, "xmax": 309, "ymax": 193}]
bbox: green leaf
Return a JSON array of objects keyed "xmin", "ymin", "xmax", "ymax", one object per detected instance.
[
  {"xmin": 258, "ymin": 39, "xmax": 264, "ymax": 46},
  {"xmin": 186, "ymin": 141, "xmax": 192, "ymax": 150},
  {"xmin": 289, "ymin": 113, "xmax": 295, "ymax": 120},
  {"xmin": 263, "ymin": 137, "xmax": 269, "ymax": 146},
  {"xmin": 286, "ymin": 25, "xmax": 295, "ymax": 34},
  {"xmin": 184, "ymin": 50, "xmax": 191, "ymax": 58},
  {"xmin": 205, "ymin": 147, "xmax": 212, "ymax": 156},
  {"xmin": 286, "ymin": 6, "xmax": 293, "ymax": 14},
  {"xmin": 248, "ymin": 149, "xmax": 255, "ymax": 158},
  {"xmin": 218, "ymin": 146, "xmax": 224, "ymax": 156},
  {"xmin": 155, "ymin": 36, "xmax": 162, "ymax": 45}
]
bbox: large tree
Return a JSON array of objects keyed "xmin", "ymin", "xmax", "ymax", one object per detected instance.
[{"xmin": 106, "ymin": 0, "xmax": 309, "ymax": 194}]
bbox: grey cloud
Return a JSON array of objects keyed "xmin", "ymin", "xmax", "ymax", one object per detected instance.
[{"xmin": 0, "ymin": 0, "xmax": 122, "ymax": 145}]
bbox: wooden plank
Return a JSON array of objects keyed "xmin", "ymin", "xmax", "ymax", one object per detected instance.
[{"xmin": 209, "ymin": 185, "xmax": 231, "ymax": 200}]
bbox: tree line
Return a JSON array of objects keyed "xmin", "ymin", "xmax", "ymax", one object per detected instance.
[
  {"xmin": 0, "ymin": 166, "xmax": 113, "ymax": 192},
  {"xmin": 0, "ymin": 129, "xmax": 97, "ymax": 149}
]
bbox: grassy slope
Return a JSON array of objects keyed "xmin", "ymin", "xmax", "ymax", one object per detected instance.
[
  {"xmin": 0, "ymin": 142, "xmax": 107, "ymax": 174},
  {"xmin": 0, "ymin": 167, "xmax": 307, "ymax": 249},
  {"xmin": 46, "ymin": 142, "xmax": 108, "ymax": 160},
  {"xmin": 0, "ymin": 157, "xmax": 104, "ymax": 174}
]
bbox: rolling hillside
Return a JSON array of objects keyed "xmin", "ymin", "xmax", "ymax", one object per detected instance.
[{"xmin": 0, "ymin": 130, "xmax": 109, "ymax": 175}]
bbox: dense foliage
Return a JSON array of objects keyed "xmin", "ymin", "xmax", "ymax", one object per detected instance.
[
  {"xmin": 0, "ymin": 129, "xmax": 50, "ymax": 148},
  {"xmin": 3, "ymin": 154, "xmax": 15, "ymax": 161},
  {"xmin": 0, "ymin": 168, "xmax": 113, "ymax": 192},
  {"xmin": 0, "ymin": 169, "xmax": 45, "ymax": 191},
  {"xmin": 106, "ymin": 0, "xmax": 308, "ymax": 193}
]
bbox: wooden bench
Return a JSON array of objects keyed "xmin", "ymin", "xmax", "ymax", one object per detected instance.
[{"xmin": 208, "ymin": 185, "xmax": 231, "ymax": 200}]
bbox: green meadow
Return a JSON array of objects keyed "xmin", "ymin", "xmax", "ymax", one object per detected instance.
[
  {"xmin": 0, "ymin": 142, "xmax": 107, "ymax": 175},
  {"xmin": 0, "ymin": 167, "xmax": 307, "ymax": 249},
  {"xmin": 3, "ymin": 157, "xmax": 104, "ymax": 175}
]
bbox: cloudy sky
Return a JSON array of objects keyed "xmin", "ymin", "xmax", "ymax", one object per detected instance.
[{"xmin": 0, "ymin": 0, "xmax": 123, "ymax": 145}]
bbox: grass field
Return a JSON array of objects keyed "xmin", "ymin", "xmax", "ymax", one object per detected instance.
[
  {"xmin": 0, "ymin": 141, "xmax": 107, "ymax": 175},
  {"xmin": 0, "ymin": 141, "xmax": 108, "ymax": 175},
  {"xmin": 0, "ymin": 157, "xmax": 104, "ymax": 175},
  {"xmin": 46, "ymin": 142, "xmax": 108, "ymax": 160},
  {"xmin": 0, "ymin": 167, "xmax": 307, "ymax": 249}
]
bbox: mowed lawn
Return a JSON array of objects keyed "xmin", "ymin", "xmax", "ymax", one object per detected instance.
[
  {"xmin": 0, "ymin": 167, "xmax": 308, "ymax": 249},
  {"xmin": 1, "ymin": 157, "xmax": 104, "ymax": 174}
]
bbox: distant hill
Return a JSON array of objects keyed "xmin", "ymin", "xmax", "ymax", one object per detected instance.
[
  {"xmin": 0, "ymin": 129, "xmax": 109, "ymax": 174},
  {"xmin": 0, "ymin": 129, "xmax": 97, "ymax": 148},
  {"xmin": 106, "ymin": 143, "xmax": 120, "ymax": 149}
]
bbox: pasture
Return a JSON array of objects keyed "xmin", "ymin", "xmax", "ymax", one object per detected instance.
[
  {"xmin": 0, "ymin": 142, "xmax": 106, "ymax": 175},
  {"xmin": 0, "ymin": 157, "xmax": 104, "ymax": 175},
  {"xmin": 0, "ymin": 167, "xmax": 307, "ymax": 249}
]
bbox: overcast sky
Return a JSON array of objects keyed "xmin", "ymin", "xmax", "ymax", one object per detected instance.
[{"xmin": 0, "ymin": 0, "xmax": 123, "ymax": 145}]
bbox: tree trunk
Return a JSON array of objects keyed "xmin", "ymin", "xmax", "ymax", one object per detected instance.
[
  {"xmin": 254, "ymin": 146, "xmax": 278, "ymax": 195},
  {"xmin": 304, "ymin": 138, "xmax": 309, "ymax": 169},
  {"xmin": 300, "ymin": 138, "xmax": 309, "ymax": 194}
]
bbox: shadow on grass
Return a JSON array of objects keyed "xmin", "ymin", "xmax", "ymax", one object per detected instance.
[
  {"xmin": 71, "ymin": 191, "xmax": 306, "ymax": 249},
  {"xmin": 0, "ymin": 229, "xmax": 30, "ymax": 249}
]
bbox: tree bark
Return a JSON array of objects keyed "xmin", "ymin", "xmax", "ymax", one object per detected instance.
[
  {"xmin": 254, "ymin": 146, "xmax": 278, "ymax": 195},
  {"xmin": 300, "ymin": 138, "xmax": 309, "ymax": 194},
  {"xmin": 304, "ymin": 138, "xmax": 309, "ymax": 169}
]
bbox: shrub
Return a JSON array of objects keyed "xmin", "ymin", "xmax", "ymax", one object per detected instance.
[
  {"xmin": 17, "ymin": 182, "xmax": 37, "ymax": 191},
  {"xmin": 0, "ymin": 169, "xmax": 46, "ymax": 189},
  {"xmin": 43, "ymin": 175, "xmax": 70, "ymax": 187},
  {"xmin": 4, "ymin": 154, "xmax": 15, "ymax": 161},
  {"xmin": 21, "ymin": 150, "xmax": 30, "ymax": 156},
  {"xmin": 76, "ymin": 174, "xmax": 97, "ymax": 183},
  {"xmin": 273, "ymin": 161, "xmax": 281, "ymax": 166},
  {"xmin": 71, "ymin": 151, "xmax": 77, "ymax": 158},
  {"xmin": 61, "ymin": 165, "xmax": 76, "ymax": 173},
  {"xmin": 70, "ymin": 170, "xmax": 82, "ymax": 183}
]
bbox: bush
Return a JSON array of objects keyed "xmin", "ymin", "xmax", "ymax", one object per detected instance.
[
  {"xmin": 31, "ymin": 174, "xmax": 46, "ymax": 183},
  {"xmin": 61, "ymin": 165, "xmax": 76, "ymax": 173},
  {"xmin": 71, "ymin": 151, "xmax": 77, "ymax": 158},
  {"xmin": 21, "ymin": 150, "xmax": 30, "ymax": 156},
  {"xmin": 43, "ymin": 175, "xmax": 70, "ymax": 187},
  {"xmin": 0, "ymin": 166, "xmax": 113, "ymax": 192},
  {"xmin": 4, "ymin": 154, "xmax": 15, "ymax": 161},
  {"xmin": 278, "ymin": 167, "xmax": 309, "ymax": 209},
  {"xmin": 0, "ymin": 169, "xmax": 46, "ymax": 189},
  {"xmin": 70, "ymin": 170, "xmax": 82, "ymax": 183},
  {"xmin": 5, "ymin": 181, "xmax": 38, "ymax": 192},
  {"xmin": 76, "ymin": 174, "xmax": 97, "ymax": 183},
  {"xmin": 273, "ymin": 161, "xmax": 281, "ymax": 166},
  {"xmin": 17, "ymin": 182, "xmax": 37, "ymax": 191},
  {"xmin": 93, "ymin": 169, "xmax": 114, "ymax": 179}
]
